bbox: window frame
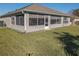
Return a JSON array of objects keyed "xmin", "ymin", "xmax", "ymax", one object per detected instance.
[
  {"xmin": 16, "ymin": 15, "xmax": 24, "ymax": 26},
  {"xmin": 29, "ymin": 18, "xmax": 38, "ymax": 26},
  {"xmin": 19, "ymin": 15, "xmax": 24, "ymax": 26},
  {"xmin": 63, "ymin": 17, "xmax": 68, "ymax": 24},
  {"xmin": 50, "ymin": 16, "xmax": 61, "ymax": 24},
  {"xmin": 29, "ymin": 14, "xmax": 45, "ymax": 26},
  {"xmin": 38, "ymin": 18, "xmax": 44, "ymax": 25},
  {"xmin": 50, "ymin": 19, "xmax": 57, "ymax": 24},
  {"xmin": 56, "ymin": 18, "xmax": 61, "ymax": 24}
]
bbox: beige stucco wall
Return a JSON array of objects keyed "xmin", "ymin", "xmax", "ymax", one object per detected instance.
[
  {"xmin": 0, "ymin": 13, "xmax": 71, "ymax": 33},
  {"xmin": 1, "ymin": 17, "xmax": 11, "ymax": 28},
  {"xmin": 1, "ymin": 16, "xmax": 25, "ymax": 32}
]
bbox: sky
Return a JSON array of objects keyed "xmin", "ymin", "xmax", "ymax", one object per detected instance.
[{"xmin": 0, "ymin": 3, "xmax": 79, "ymax": 15}]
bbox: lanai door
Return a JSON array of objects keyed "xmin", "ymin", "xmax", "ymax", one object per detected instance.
[{"xmin": 44, "ymin": 17, "xmax": 49, "ymax": 30}]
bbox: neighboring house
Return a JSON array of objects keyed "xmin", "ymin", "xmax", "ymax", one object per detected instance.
[
  {"xmin": 71, "ymin": 15, "xmax": 79, "ymax": 25},
  {"xmin": 0, "ymin": 4, "xmax": 71, "ymax": 33}
]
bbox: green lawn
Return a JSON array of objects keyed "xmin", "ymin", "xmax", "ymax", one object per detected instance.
[{"xmin": 0, "ymin": 25, "xmax": 79, "ymax": 56}]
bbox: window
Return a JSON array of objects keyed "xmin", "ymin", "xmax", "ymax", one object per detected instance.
[
  {"xmin": 29, "ymin": 14, "xmax": 45, "ymax": 26},
  {"xmin": 11, "ymin": 17, "xmax": 15, "ymax": 25},
  {"xmin": 16, "ymin": 15, "xmax": 24, "ymax": 26},
  {"xmin": 51, "ymin": 19, "xmax": 56, "ymax": 24},
  {"xmin": 19, "ymin": 16, "xmax": 24, "ymax": 26},
  {"xmin": 29, "ymin": 18, "xmax": 37, "ymax": 26},
  {"xmin": 50, "ymin": 16, "xmax": 61, "ymax": 24},
  {"xmin": 45, "ymin": 18, "xmax": 48, "ymax": 23},
  {"xmin": 38, "ymin": 18, "xmax": 44, "ymax": 25},
  {"xmin": 45, "ymin": 18, "xmax": 48, "ymax": 26},
  {"xmin": 56, "ymin": 19, "xmax": 61, "ymax": 24},
  {"xmin": 16, "ymin": 16, "xmax": 19, "ymax": 25},
  {"xmin": 63, "ymin": 17, "xmax": 68, "ymax": 24}
]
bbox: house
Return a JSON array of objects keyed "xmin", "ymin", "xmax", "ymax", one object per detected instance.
[
  {"xmin": 0, "ymin": 4, "xmax": 71, "ymax": 33},
  {"xmin": 71, "ymin": 15, "xmax": 79, "ymax": 25}
]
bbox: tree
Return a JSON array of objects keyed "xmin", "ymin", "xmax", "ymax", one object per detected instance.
[{"xmin": 72, "ymin": 9, "xmax": 79, "ymax": 17}]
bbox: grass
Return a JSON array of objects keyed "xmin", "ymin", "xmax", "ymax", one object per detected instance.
[{"xmin": 0, "ymin": 25, "xmax": 79, "ymax": 56}]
